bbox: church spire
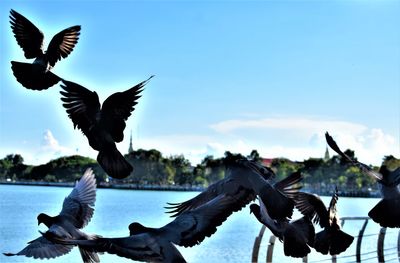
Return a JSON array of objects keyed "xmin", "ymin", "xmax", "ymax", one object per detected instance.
[
  {"xmin": 128, "ymin": 130, "xmax": 134, "ymax": 153},
  {"xmin": 324, "ymin": 146, "xmax": 330, "ymax": 161}
]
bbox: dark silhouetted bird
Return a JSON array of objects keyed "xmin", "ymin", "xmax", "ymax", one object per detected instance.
[
  {"xmin": 60, "ymin": 76, "xmax": 152, "ymax": 179},
  {"xmin": 9, "ymin": 9, "xmax": 80, "ymax": 90},
  {"xmin": 3, "ymin": 169, "xmax": 99, "ymax": 262},
  {"xmin": 43, "ymin": 194, "xmax": 241, "ymax": 263},
  {"xmin": 166, "ymin": 157, "xmax": 299, "ymax": 221},
  {"xmin": 326, "ymin": 132, "xmax": 400, "ymax": 228},
  {"xmin": 250, "ymin": 172, "xmax": 315, "ymax": 258},
  {"xmin": 294, "ymin": 187, "xmax": 354, "ymax": 255}
]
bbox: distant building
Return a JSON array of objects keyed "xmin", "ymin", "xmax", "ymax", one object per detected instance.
[
  {"xmin": 128, "ymin": 130, "xmax": 134, "ymax": 154},
  {"xmin": 324, "ymin": 146, "xmax": 330, "ymax": 161},
  {"xmin": 261, "ymin": 158, "xmax": 273, "ymax": 167}
]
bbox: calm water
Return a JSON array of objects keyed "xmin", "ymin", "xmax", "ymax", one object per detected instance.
[{"xmin": 0, "ymin": 185, "xmax": 398, "ymax": 263}]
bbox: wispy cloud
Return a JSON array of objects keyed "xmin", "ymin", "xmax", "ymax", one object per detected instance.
[{"xmin": 36, "ymin": 130, "xmax": 76, "ymax": 161}]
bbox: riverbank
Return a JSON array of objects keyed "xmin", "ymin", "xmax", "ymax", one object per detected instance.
[{"xmin": 0, "ymin": 180, "xmax": 204, "ymax": 192}]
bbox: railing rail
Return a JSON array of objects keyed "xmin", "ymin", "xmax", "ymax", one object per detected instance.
[{"xmin": 251, "ymin": 217, "xmax": 400, "ymax": 263}]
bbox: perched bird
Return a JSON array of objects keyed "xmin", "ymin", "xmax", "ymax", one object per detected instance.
[
  {"xmin": 9, "ymin": 9, "xmax": 80, "ymax": 90},
  {"xmin": 44, "ymin": 194, "xmax": 241, "ymax": 263},
  {"xmin": 250, "ymin": 172, "xmax": 315, "ymax": 258},
  {"xmin": 166, "ymin": 157, "xmax": 299, "ymax": 221},
  {"xmin": 326, "ymin": 132, "xmax": 400, "ymax": 228},
  {"xmin": 3, "ymin": 169, "xmax": 99, "ymax": 262},
  {"xmin": 294, "ymin": 187, "xmax": 354, "ymax": 255},
  {"xmin": 60, "ymin": 76, "xmax": 152, "ymax": 179}
]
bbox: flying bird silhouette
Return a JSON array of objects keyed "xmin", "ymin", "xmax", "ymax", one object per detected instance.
[
  {"xmin": 43, "ymin": 194, "xmax": 241, "ymax": 263},
  {"xmin": 325, "ymin": 132, "xmax": 400, "ymax": 228},
  {"xmin": 250, "ymin": 172, "xmax": 315, "ymax": 258},
  {"xmin": 166, "ymin": 157, "xmax": 299, "ymax": 221},
  {"xmin": 60, "ymin": 76, "xmax": 152, "ymax": 179},
  {"xmin": 9, "ymin": 9, "xmax": 80, "ymax": 90},
  {"xmin": 3, "ymin": 169, "xmax": 99, "ymax": 262},
  {"xmin": 294, "ymin": 187, "xmax": 354, "ymax": 255}
]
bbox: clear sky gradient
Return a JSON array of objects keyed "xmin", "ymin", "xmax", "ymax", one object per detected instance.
[{"xmin": 0, "ymin": 0, "xmax": 399, "ymax": 166}]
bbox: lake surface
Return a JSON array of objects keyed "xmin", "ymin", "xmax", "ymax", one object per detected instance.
[{"xmin": 0, "ymin": 185, "xmax": 398, "ymax": 263}]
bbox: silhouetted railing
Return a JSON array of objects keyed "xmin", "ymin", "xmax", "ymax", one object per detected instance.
[{"xmin": 251, "ymin": 217, "xmax": 400, "ymax": 263}]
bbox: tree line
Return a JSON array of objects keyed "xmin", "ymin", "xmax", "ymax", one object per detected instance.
[{"xmin": 0, "ymin": 149, "xmax": 398, "ymax": 192}]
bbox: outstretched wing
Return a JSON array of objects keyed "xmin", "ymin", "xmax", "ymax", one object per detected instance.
[
  {"xmin": 4, "ymin": 225, "xmax": 73, "ymax": 259},
  {"xmin": 60, "ymin": 80, "xmax": 100, "ymax": 136},
  {"xmin": 46, "ymin": 25, "xmax": 81, "ymax": 67},
  {"xmin": 3, "ymin": 236, "xmax": 73, "ymax": 259},
  {"xmin": 100, "ymin": 76, "xmax": 152, "ymax": 143},
  {"xmin": 328, "ymin": 187, "xmax": 339, "ymax": 228},
  {"xmin": 59, "ymin": 169, "xmax": 97, "ymax": 228},
  {"xmin": 161, "ymin": 194, "xmax": 238, "ymax": 247},
  {"xmin": 294, "ymin": 192, "xmax": 329, "ymax": 228},
  {"xmin": 9, "ymin": 9, "xmax": 44, "ymax": 58},
  {"xmin": 165, "ymin": 176, "xmax": 255, "ymax": 217},
  {"xmin": 325, "ymin": 132, "xmax": 382, "ymax": 181},
  {"xmin": 274, "ymin": 171, "xmax": 303, "ymax": 199}
]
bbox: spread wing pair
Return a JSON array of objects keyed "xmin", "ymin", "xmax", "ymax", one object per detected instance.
[
  {"xmin": 166, "ymin": 158, "xmax": 297, "ymax": 221},
  {"xmin": 4, "ymin": 169, "xmax": 100, "ymax": 262},
  {"xmin": 326, "ymin": 132, "xmax": 400, "ymax": 228},
  {"xmin": 43, "ymin": 194, "xmax": 241, "ymax": 263},
  {"xmin": 60, "ymin": 76, "xmax": 153, "ymax": 179},
  {"xmin": 10, "ymin": 9, "xmax": 80, "ymax": 90},
  {"xmin": 294, "ymin": 188, "xmax": 354, "ymax": 255}
]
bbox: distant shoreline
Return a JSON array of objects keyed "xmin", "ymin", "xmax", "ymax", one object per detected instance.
[
  {"xmin": 0, "ymin": 180, "xmax": 380, "ymax": 197},
  {"xmin": 0, "ymin": 180, "xmax": 204, "ymax": 192}
]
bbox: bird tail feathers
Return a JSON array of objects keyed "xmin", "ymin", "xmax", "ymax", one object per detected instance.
[
  {"xmin": 368, "ymin": 198, "xmax": 400, "ymax": 228},
  {"xmin": 11, "ymin": 61, "xmax": 61, "ymax": 90},
  {"xmin": 97, "ymin": 146, "xmax": 133, "ymax": 179},
  {"xmin": 314, "ymin": 229, "xmax": 354, "ymax": 255}
]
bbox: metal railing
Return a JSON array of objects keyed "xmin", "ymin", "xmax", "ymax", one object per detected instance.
[{"xmin": 251, "ymin": 217, "xmax": 400, "ymax": 263}]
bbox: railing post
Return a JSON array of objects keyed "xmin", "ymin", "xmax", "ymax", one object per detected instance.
[
  {"xmin": 266, "ymin": 235, "xmax": 276, "ymax": 263},
  {"xmin": 377, "ymin": 227, "xmax": 386, "ymax": 262},
  {"xmin": 252, "ymin": 225, "xmax": 266, "ymax": 263},
  {"xmin": 356, "ymin": 219, "xmax": 369, "ymax": 262}
]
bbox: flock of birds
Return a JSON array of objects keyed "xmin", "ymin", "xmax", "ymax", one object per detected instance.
[{"xmin": 4, "ymin": 9, "xmax": 400, "ymax": 263}]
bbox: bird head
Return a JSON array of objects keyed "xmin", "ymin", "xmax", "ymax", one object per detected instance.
[
  {"xmin": 37, "ymin": 213, "xmax": 52, "ymax": 227},
  {"xmin": 129, "ymin": 222, "xmax": 148, "ymax": 236}
]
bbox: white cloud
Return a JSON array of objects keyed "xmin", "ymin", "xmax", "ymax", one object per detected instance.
[
  {"xmin": 208, "ymin": 116, "xmax": 399, "ymax": 166},
  {"xmin": 121, "ymin": 116, "xmax": 399, "ymax": 166},
  {"xmin": 36, "ymin": 130, "xmax": 76, "ymax": 162}
]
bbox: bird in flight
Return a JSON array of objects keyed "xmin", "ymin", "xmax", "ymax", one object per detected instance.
[
  {"xmin": 325, "ymin": 132, "xmax": 400, "ymax": 228},
  {"xmin": 166, "ymin": 156, "xmax": 298, "ymax": 222},
  {"xmin": 294, "ymin": 187, "xmax": 354, "ymax": 255},
  {"xmin": 3, "ymin": 169, "xmax": 100, "ymax": 262},
  {"xmin": 250, "ymin": 171, "xmax": 315, "ymax": 258},
  {"xmin": 43, "ymin": 194, "xmax": 241, "ymax": 263},
  {"xmin": 60, "ymin": 76, "xmax": 153, "ymax": 179},
  {"xmin": 9, "ymin": 9, "xmax": 80, "ymax": 90}
]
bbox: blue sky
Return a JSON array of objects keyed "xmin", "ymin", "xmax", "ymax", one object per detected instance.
[{"xmin": 0, "ymin": 0, "xmax": 399, "ymax": 166}]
